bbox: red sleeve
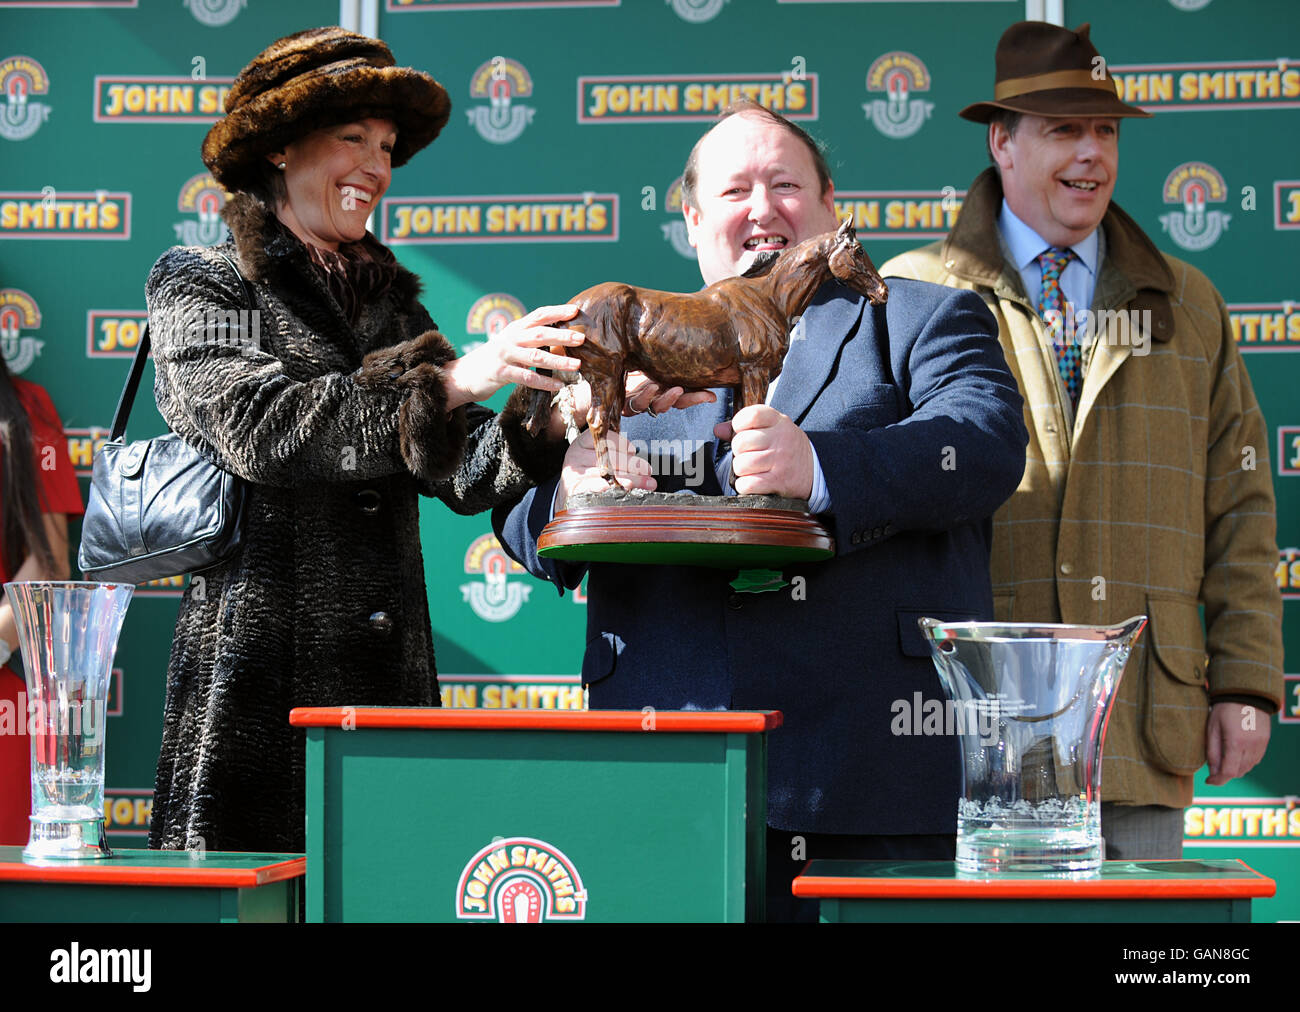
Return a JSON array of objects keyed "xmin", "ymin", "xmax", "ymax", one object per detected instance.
[{"xmin": 15, "ymin": 380, "xmax": 85, "ymax": 519}]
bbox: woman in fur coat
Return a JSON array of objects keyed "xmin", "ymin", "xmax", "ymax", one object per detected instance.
[{"xmin": 146, "ymin": 28, "xmax": 581, "ymax": 854}]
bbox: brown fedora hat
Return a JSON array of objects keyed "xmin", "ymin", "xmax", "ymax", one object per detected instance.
[
  {"xmin": 202, "ymin": 27, "xmax": 452, "ymax": 193},
  {"xmin": 960, "ymin": 21, "xmax": 1151, "ymax": 122}
]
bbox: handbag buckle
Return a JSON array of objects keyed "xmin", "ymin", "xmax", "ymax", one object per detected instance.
[{"xmin": 118, "ymin": 443, "xmax": 146, "ymax": 478}]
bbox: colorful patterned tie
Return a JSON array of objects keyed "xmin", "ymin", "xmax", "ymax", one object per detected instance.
[{"xmin": 1036, "ymin": 247, "xmax": 1080, "ymax": 407}]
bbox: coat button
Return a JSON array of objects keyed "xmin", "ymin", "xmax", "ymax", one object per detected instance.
[
  {"xmin": 357, "ymin": 489, "xmax": 382, "ymax": 514},
  {"xmin": 368, "ymin": 611, "xmax": 393, "ymax": 636},
  {"xmin": 727, "ymin": 594, "xmax": 743, "ymax": 611}
]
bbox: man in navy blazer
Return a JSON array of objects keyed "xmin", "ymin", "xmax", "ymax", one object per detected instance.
[{"xmin": 494, "ymin": 103, "xmax": 1027, "ymax": 920}]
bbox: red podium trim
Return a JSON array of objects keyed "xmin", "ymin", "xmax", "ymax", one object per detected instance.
[
  {"xmin": 0, "ymin": 856, "xmax": 306, "ymax": 889},
  {"xmin": 791, "ymin": 859, "xmax": 1277, "ymax": 899},
  {"xmin": 289, "ymin": 707, "xmax": 782, "ymax": 733}
]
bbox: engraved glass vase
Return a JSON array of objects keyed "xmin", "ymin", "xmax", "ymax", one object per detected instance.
[
  {"xmin": 5, "ymin": 581, "xmax": 133, "ymax": 860},
  {"xmin": 918, "ymin": 616, "xmax": 1147, "ymax": 876}
]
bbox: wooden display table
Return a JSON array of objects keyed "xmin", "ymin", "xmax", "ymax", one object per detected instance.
[
  {"xmin": 792, "ymin": 858, "xmax": 1275, "ymax": 922},
  {"xmin": 289, "ymin": 707, "xmax": 780, "ymax": 923},
  {"xmin": 0, "ymin": 847, "xmax": 305, "ymax": 922}
]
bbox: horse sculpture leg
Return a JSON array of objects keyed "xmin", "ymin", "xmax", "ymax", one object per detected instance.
[
  {"xmin": 737, "ymin": 369, "xmax": 772, "ymax": 412},
  {"xmin": 586, "ymin": 367, "xmax": 626, "ymax": 486}
]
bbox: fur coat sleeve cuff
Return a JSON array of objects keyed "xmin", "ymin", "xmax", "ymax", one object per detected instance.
[
  {"xmin": 498, "ymin": 384, "xmax": 570, "ymax": 486},
  {"xmin": 357, "ymin": 330, "xmax": 469, "ymax": 484}
]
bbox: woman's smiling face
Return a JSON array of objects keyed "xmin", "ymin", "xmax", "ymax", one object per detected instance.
[{"xmin": 269, "ymin": 118, "xmax": 396, "ymax": 250}]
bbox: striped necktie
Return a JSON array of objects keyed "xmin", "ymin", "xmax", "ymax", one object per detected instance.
[{"xmin": 1036, "ymin": 247, "xmax": 1080, "ymax": 407}]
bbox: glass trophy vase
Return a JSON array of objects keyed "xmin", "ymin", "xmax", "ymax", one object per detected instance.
[
  {"xmin": 4, "ymin": 581, "xmax": 133, "ymax": 860},
  {"xmin": 918, "ymin": 616, "xmax": 1147, "ymax": 877}
]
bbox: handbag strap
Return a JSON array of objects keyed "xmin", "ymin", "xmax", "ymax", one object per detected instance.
[{"xmin": 110, "ymin": 250, "xmax": 252, "ymax": 441}]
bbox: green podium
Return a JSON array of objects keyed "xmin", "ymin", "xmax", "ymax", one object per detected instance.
[
  {"xmin": 0, "ymin": 848, "xmax": 305, "ymax": 923},
  {"xmin": 289, "ymin": 707, "xmax": 780, "ymax": 923},
  {"xmin": 792, "ymin": 859, "xmax": 1276, "ymax": 923}
]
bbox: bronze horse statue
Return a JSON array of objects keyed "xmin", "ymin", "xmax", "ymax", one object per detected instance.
[{"xmin": 522, "ymin": 218, "xmax": 889, "ymax": 484}]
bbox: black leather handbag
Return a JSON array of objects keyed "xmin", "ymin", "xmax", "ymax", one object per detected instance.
[{"xmin": 78, "ymin": 253, "xmax": 249, "ymax": 585}]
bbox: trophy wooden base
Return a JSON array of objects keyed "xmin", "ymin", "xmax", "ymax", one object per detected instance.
[{"xmin": 537, "ymin": 490, "xmax": 835, "ymax": 568}]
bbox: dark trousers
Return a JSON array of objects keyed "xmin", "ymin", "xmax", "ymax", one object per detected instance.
[{"xmin": 765, "ymin": 827, "xmax": 956, "ymax": 923}]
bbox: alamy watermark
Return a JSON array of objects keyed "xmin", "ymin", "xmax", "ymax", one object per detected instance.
[
  {"xmin": 180, "ymin": 306, "xmax": 261, "ymax": 355},
  {"xmin": 0, "ymin": 692, "xmax": 106, "ymax": 744},
  {"xmin": 891, "ymin": 691, "xmax": 1025, "ymax": 746},
  {"xmin": 602, "ymin": 437, "xmax": 709, "ymax": 487},
  {"xmin": 1044, "ymin": 306, "xmax": 1152, "ymax": 356}
]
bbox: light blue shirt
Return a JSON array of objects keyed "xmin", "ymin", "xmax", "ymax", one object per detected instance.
[{"xmin": 998, "ymin": 200, "xmax": 1100, "ymax": 326}]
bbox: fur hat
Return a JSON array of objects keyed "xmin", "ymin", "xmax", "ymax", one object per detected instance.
[
  {"xmin": 202, "ymin": 27, "xmax": 452, "ymax": 193},
  {"xmin": 960, "ymin": 21, "xmax": 1151, "ymax": 123}
]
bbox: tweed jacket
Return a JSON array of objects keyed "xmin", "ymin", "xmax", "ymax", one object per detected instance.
[
  {"xmin": 145, "ymin": 194, "xmax": 561, "ymax": 853},
  {"xmin": 882, "ymin": 168, "xmax": 1284, "ymax": 809}
]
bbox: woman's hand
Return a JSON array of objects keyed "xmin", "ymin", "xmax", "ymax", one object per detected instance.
[{"xmin": 442, "ymin": 304, "xmax": 584, "ymax": 410}]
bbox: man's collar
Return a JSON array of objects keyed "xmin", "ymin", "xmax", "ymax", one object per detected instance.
[{"xmin": 997, "ymin": 200, "xmax": 1099, "ymax": 279}]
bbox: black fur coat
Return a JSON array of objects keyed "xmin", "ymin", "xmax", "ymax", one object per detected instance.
[{"xmin": 146, "ymin": 194, "xmax": 561, "ymax": 853}]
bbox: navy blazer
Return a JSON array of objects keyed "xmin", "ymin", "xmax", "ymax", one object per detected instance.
[{"xmin": 493, "ymin": 278, "xmax": 1027, "ymax": 835}]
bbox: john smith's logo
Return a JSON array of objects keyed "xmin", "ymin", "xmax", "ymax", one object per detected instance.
[
  {"xmin": 174, "ymin": 173, "xmax": 229, "ymax": 246},
  {"xmin": 468, "ymin": 57, "xmax": 535, "ymax": 144},
  {"xmin": 1159, "ymin": 161, "xmax": 1230, "ymax": 251},
  {"xmin": 0, "ymin": 288, "xmax": 44, "ymax": 374},
  {"xmin": 186, "ymin": 0, "xmax": 245, "ymax": 26},
  {"xmin": 464, "ymin": 292, "xmax": 525, "ymax": 354},
  {"xmin": 460, "ymin": 533, "xmax": 531, "ymax": 621},
  {"xmin": 0, "ymin": 56, "xmax": 51, "ymax": 141},
  {"xmin": 661, "ymin": 176, "xmax": 696, "ymax": 260},
  {"xmin": 668, "ymin": 0, "xmax": 727, "ymax": 22},
  {"xmin": 455, "ymin": 837, "xmax": 589, "ymax": 921},
  {"xmin": 863, "ymin": 52, "xmax": 932, "ymax": 140}
]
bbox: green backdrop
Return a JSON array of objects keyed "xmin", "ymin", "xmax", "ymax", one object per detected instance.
[{"xmin": 1, "ymin": 0, "xmax": 1295, "ymax": 920}]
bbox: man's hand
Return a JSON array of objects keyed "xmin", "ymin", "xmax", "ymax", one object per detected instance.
[
  {"xmin": 622, "ymin": 373, "xmax": 717, "ymax": 417},
  {"xmin": 1204, "ymin": 700, "xmax": 1272, "ymax": 786},
  {"xmin": 555, "ymin": 429, "xmax": 655, "ymax": 511},
  {"xmin": 714, "ymin": 404, "xmax": 813, "ymax": 498},
  {"xmin": 549, "ymin": 374, "xmax": 718, "ymax": 440}
]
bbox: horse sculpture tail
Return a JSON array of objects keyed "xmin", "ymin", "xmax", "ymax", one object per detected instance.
[{"xmin": 522, "ymin": 383, "xmax": 553, "ymax": 436}]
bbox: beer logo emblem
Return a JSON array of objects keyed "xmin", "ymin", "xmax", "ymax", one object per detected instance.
[
  {"xmin": 669, "ymin": 0, "xmax": 727, "ymax": 22},
  {"xmin": 465, "ymin": 292, "xmax": 525, "ymax": 338},
  {"xmin": 661, "ymin": 176, "xmax": 696, "ymax": 260},
  {"xmin": 186, "ymin": 0, "xmax": 245, "ymax": 26},
  {"xmin": 0, "ymin": 288, "xmax": 43, "ymax": 374},
  {"xmin": 456, "ymin": 837, "xmax": 589, "ymax": 921},
  {"xmin": 0, "ymin": 56, "xmax": 51, "ymax": 142},
  {"xmin": 468, "ymin": 57, "xmax": 535, "ymax": 144},
  {"xmin": 174, "ymin": 173, "xmax": 230, "ymax": 246},
  {"xmin": 460, "ymin": 533, "xmax": 531, "ymax": 622},
  {"xmin": 863, "ymin": 52, "xmax": 932, "ymax": 140},
  {"xmin": 1159, "ymin": 161, "xmax": 1230, "ymax": 251},
  {"xmin": 1169, "ymin": 0, "xmax": 1212, "ymax": 10}
]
